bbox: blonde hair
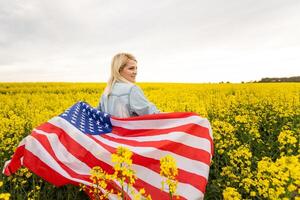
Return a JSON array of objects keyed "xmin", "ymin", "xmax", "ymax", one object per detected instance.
[{"xmin": 104, "ymin": 53, "xmax": 137, "ymax": 95}]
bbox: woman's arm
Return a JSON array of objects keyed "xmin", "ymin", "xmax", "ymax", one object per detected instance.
[
  {"xmin": 97, "ymin": 94, "xmax": 104, "ymax": 112},
  {"xmin": 129, "ymin": 85, "xmax": 159, "ymax": 116}
]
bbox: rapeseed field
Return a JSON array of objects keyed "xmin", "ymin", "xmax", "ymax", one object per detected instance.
[{"xmin": 0, "ymin": 82, "xmax": 299, "ymax": 200}]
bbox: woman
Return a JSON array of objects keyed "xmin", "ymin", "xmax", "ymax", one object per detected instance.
[{"xmin": 97, "ymin": 53, "xmax": 160, "ymax": 118}]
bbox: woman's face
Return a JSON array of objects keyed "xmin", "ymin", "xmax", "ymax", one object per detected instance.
[{"xmin": 120, "ymin": 59, "xmax": 137, "ymax": 83}]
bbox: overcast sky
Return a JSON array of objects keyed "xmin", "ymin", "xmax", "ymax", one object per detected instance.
[{"xmin": 0, "ymin": 0, "xmax": 299, "ymax": 83}]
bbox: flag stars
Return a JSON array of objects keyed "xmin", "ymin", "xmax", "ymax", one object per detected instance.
[
  {"xmin": 71, "ymin": 116, "xmax": 77, "ymax": 121},
  {"xmin": 59, "ymin": 102, "xmax": 112, "ymax": 135}
]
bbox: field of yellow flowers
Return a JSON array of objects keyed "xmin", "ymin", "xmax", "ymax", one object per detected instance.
[{"xmin": 0, "ymin": 82, "xmax": 299, "ymax": 200}]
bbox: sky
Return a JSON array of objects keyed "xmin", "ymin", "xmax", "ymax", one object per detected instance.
[{"xmin": 0, "ymin": 0, "xmax": 300, "ymax": 83}]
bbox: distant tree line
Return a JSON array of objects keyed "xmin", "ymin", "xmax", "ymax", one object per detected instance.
[{"xmin": 258, "ymin": 76, "xmax": 300, "ymax": 82}]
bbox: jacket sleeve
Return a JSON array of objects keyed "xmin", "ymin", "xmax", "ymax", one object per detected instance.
[
  {"xmin": 129, "ymin": 85, "xmax": 160, "ymax": 116},
  {"xmin": 97, "ymin": 95, "xmax": 103, "ymax": 112}
]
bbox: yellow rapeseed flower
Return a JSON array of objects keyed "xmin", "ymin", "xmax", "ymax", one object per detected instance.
[
  {"xmin": 160, "ymin": 155, "xmax": 178, "ymax": 199},
  {"xmin": 0, "ymin": 193, "xmax": 11, "ymax": 200},
  {"xmin": 223, "ymin": 187, "xmax": 241, "ymax": 200}
]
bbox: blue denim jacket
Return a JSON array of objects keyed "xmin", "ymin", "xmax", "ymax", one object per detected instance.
[{"xmin": 97, "ymin": 82, "xmax": 159, "ymax": 118}]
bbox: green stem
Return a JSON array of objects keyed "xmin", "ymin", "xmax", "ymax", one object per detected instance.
[
  {"xmin": 121, "ymin": 180, "xmax": 124, "ymax": 200},
  {"xmin": 121, "ymin": 162, "xmax": 124, "ymax": 200},
  {"xmin": 169, "ymin": 191, "xmax": 173, "ymax": 200}
]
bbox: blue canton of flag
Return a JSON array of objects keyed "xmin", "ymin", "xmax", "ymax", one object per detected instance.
[{"xmin": 59, "ymin": 101, "xmax": 112, "ymax": 135}]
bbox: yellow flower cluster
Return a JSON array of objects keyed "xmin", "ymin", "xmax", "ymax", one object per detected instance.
[
  {"xmin": 27, "ymin": 184, "xmax": 41, "ymax": 200},
  {"xmin": 86, "ymin": 146, "xmax": 152, "ymax": 200},
  {"xmin": 1, "ymin": 82, "xmax": 300, "ymax": 199},
  {"xmin": 0, "ymin": 193, "xmax": 11, "ymax": 200},
  {"xmin": 0, "ymin": 181, "xmax": 10, "ymax": 200},
  {"xmin": 160, "ymin": 155, "xmax": 178, "ymax": 199},
  {"xmin": 278, "ymin": 130, "xmax": 298, "ymax": 155},
  {"xmin": 255, "ymin": 155, "xmax": 300, "ymax": 199},
  {"xmin": 111, "ymin": 146, "xmax": 136, "ymax": 186},
  {"xmin": 87, "ymin": 166, "xmax": 111, "ymax": 199},
  {"xmin": 223, "ymin": 187, "xmax": 241, "ymax": 200},
  {"xmin": 111, "ymin": 146, "xmax": 140, "ymax": 199},
  {"xmin": 213, "ymin": 120, "xmax": 240, "ymax": 155},
  {"xmin": 228, "ymin": 145, "xmax": 252, "ymax": 171}
]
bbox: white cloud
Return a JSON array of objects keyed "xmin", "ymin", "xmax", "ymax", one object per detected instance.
[{"xmin": 0, "ymin": 0, "xmax": 300, "ymax": 82}]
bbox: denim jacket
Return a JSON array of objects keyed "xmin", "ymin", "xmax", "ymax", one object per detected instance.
[{"xmin": 97, "ymin": 82, "xmax": 159, "ymax": 118}]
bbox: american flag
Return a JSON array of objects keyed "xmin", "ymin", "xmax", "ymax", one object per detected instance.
[{"xmin": 3, "ymin": 101, "xmax": 214, "ymax": 200}]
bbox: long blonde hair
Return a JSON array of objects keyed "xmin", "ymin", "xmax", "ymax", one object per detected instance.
[{"xmin": 104, "ymin": 53, "xmax": 137, "ymax": 95}]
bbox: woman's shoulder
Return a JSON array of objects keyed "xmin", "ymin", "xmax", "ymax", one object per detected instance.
[
  {"xmin": 112, "ymin": 82, "xmax": 136, "ymax": 95},
  {"xmin": 129, "ymin": 84, "xmax": 143, "ymax": 94}
]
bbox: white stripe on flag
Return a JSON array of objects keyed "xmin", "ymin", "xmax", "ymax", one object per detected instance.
[
  {"xmin": 106, "ymin": 131, "xmax": 211, "ymax": 153},
  {"xmin": 33, "ymin": 129, "xmax": 91, "ymax": 174},
  {"xmin": 25, "ymin": 135, "xmax": 91, "ymax": 185},
  {"xmin": 133, "ymin": 164, "xmax": 204, "ymax": 199},
  {"xmin": 48, "ymin": 117, "xmax": 113, "ymax": 164},
  {"xmin": 111, "ymin": 116, "xmax": 210, "ymax": 130}
]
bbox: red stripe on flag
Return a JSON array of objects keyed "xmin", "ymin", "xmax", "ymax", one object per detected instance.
[
  {"xmin": 111, "ymin": 112, "xmax": 201, "ymax": 121},
  {"xmin": 38, "ymin": 122, "xmax": 115, "ymax": 174},
  {"xmin": 112, "ymin": 123, "xmax": 211, "ymax": 141},
  {"xmin": 31, "ymin": 132, "xmax": 91, "ymax": 183},
  {"xmin": 133, "ymin": 176, "xmax": 186, "ymax": 200},
  {"xmin": 3, "ymin": 145, "xmax": 25, "ymax": 176},
  {"xmin": 101, "ymin": 134, "xmax": 211, "ymax": 165},
  {"xmin": 23, "ymin": 148, "xmax": 78, "ymax": 186},
  {"xmin": 112, "ymin": 123, "xmax": 214, "ymax": 157}
]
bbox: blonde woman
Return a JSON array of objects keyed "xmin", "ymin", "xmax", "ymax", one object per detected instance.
[{"xmin": 97, "ymin": 53, "xmax": 160, "ymax": 118}]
